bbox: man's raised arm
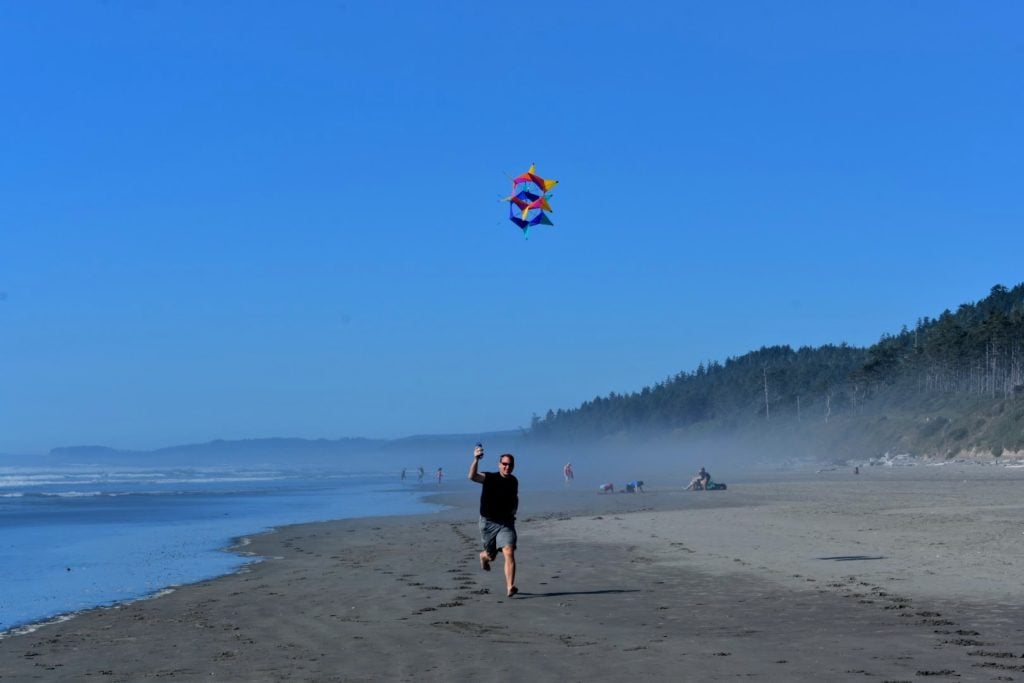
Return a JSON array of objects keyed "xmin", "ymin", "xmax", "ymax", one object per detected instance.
[{"xmin": 468, "ymin": 445, "xmax": 486, "ymax": 483}]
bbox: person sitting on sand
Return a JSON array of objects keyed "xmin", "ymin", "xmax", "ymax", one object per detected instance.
[
  {"xmin": 598, "ymin": 482, "xmax": 614, "ymax": 493},
  {"xmin": 468, "ymin": 445, "xmax": 519, "ymax": 598}
]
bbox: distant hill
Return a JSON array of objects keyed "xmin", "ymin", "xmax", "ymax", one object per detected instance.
[
  {"xmin": 46, "ymin": 445, "xmax": 134, "ymax": 459},
  {"xmin": 528, "ymin": 283, "xmax": 1024, "ymax": 463},
  {"xmin": 38, "ymin": 430, "xmax": 523, "ymax": 468}
]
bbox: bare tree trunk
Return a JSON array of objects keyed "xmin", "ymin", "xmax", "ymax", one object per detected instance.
[{"xmin": 762, "ymin": 365, "xmax": 770, "ymax": 421}]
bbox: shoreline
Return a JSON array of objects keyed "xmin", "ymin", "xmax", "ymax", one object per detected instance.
[
  {"xmin": 2, "ymin": 468, "xmax": 1023, "ymax": 680},
  {"xmin": 0, "ymin": 473, "xmax": 444, "ymax": 638},
  {"xmin": 0, "ymin": 499, "xmax": 449, "ymax": 642},
  {"xmin": 0, "ymin": 485, "xmax": 700, "ymax": 641}
]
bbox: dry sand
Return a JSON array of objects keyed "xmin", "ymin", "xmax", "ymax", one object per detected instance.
[{"xmin": 2, "ymin": 465, "xmax": 1023, "ymax": 681}]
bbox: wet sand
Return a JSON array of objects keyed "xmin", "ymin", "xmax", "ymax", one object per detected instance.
[{"xmin": 2, "ymin": 465, "xmax": 1024, "ymax": 681}]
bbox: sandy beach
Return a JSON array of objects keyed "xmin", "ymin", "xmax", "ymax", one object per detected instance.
[{"xmin": 2, "ymin": 465, "xmax": 1023, "ymax": 681}]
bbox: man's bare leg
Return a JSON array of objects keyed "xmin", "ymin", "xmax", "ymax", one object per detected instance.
[
  {"xmin": 502, "ymin": 545, "xmax": 517, "ymax": 596},
  {"xmin": 479, "ymin": 550, "xmax": 491, "ymax": 571}
]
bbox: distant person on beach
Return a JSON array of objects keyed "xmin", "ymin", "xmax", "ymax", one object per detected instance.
[
  {"xmin": 400, "ymin": 468, "xmax": 406, "ymax": 481},
  {"xmin": 468, "ymin": 444, "xmax": 519, "ymax": 598},
  {"xmin": 563, "ymin": 462, "xmax": 574, "ymax": 482},
  {"xmin": 417, "ymin": 466, "xmax": 424, "ymax": 483},
  {"xmin": 686, "ymin": 467, "xmax": 711, "ymax": 491},
  {"xmin": 436, "ymin": 467, "xmax": 444, "ymax": 485},
  {"xmin": 598, "ymin": 482, "xmax": 614, "ymax": 494},
  {"xmin": 625, "ymin": 480, "xmax": 644, "ymax": 493}
]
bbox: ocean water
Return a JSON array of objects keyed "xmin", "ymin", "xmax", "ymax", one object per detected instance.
[{"xmin": 0, "ymin": 465, "xmax": 442, "ymax": 634}]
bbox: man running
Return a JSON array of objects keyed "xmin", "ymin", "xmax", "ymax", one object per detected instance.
[{"xmin": 468, "ymin": 444, "xmax": 519, "ymax": 598}]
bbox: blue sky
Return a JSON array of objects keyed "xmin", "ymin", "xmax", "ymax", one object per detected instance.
[{"xmin": 2, "ymin": 2, "xmax": 1022, "ymax": 454}]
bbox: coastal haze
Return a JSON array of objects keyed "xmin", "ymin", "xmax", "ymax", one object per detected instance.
[{"xmin": 4, "ymin": 2, "xmax": 1024, "ymax": 681}]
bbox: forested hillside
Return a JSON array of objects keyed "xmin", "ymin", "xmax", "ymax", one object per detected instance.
[
  {"xmin": 861, "ymin": 283, "xmax": 1024, "ymax": 398},
  {"xmin": 529, "ymin": 284, "xmax": 1024, "ymax": 460}
]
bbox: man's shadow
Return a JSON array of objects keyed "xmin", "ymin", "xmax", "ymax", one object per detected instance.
[{"xmin": 513, "ymin": 589, "xmax": 640, "ymax": 599}]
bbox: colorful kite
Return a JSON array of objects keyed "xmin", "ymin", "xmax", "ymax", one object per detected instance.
[{"xmin": 504, "ymin": 164, "xmax": 558, "ymax": 238}]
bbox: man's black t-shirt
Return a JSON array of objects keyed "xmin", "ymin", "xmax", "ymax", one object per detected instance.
[{"xmin": 480, "ymin": 471, "xmax": 518, "ymax": 525}]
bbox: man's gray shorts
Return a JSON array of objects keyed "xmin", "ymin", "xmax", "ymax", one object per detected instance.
[{"xmin": 479, "ymin": 517, "xmax": 517, "ymax": 558}]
